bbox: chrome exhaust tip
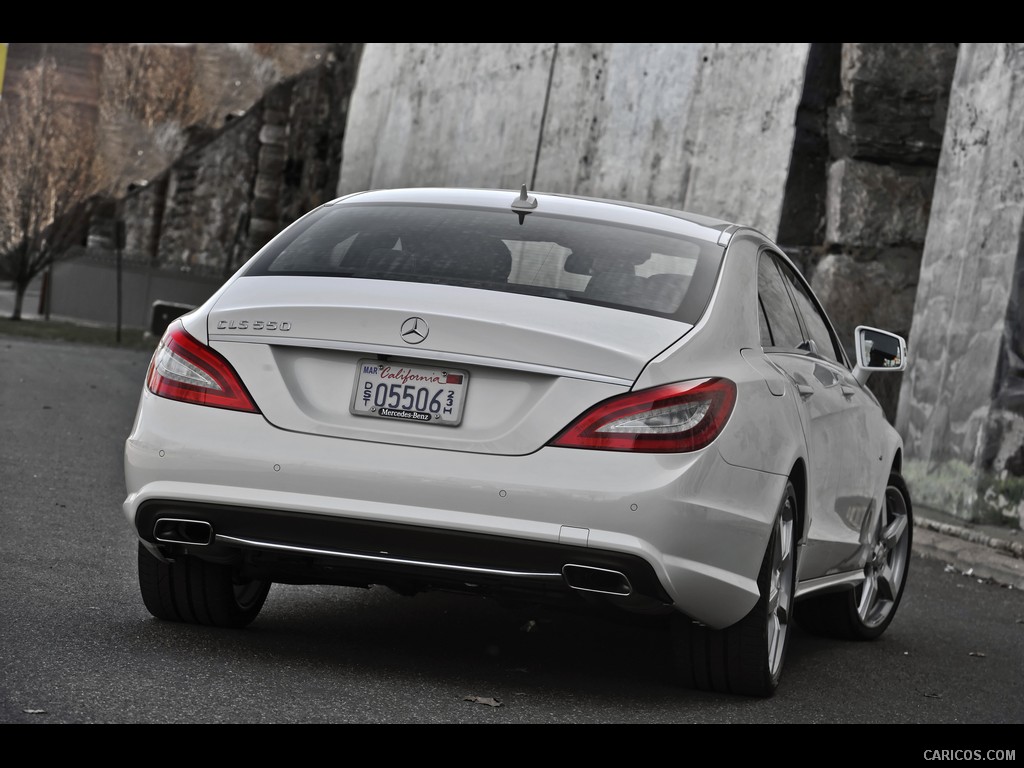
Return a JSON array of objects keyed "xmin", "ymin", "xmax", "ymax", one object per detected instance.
[
  {"xmin": 562, "ymin": 564, "xmax": 632, "ymax": 596},
  {"xmin": 154, "ymin": 518, "xmax": 213, "ymax": 546}
]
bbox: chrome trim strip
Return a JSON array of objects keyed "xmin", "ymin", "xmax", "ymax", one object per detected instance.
[
  {"xmin": 795, "ymin": 570, "xmax": 864, "ymax": 599},
  {"xmin": 207, "ymin": 334, "xmax": 638, "ymax": 386},
  {"xmin": 215, "ymin": 534, "xmax": 564, "ymax": 580}
]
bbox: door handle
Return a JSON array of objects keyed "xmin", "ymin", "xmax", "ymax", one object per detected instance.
[{"xmin": 798, "ymin": 384, "xmax": 814, "ymax": 397}]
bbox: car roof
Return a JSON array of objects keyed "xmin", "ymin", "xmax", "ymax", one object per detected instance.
[{"xmin": 325, "ymin": 187, "xmax": 743, "ymax": 247}]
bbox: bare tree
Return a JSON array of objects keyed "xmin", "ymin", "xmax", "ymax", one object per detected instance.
[
  {"xmin": 0, "ymin": 53, "xmax": 101, "ymax": 320},
  {"xmin": 97, "ymin": 44, "xmax": 206, "ymax": 191}
]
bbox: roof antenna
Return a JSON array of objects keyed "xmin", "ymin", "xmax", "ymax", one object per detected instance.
[{"xmin": 511, "ymin": 184, "xmax": 537, "ymax": 224}]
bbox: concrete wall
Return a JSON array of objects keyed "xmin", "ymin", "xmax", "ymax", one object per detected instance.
[
  {"xmin": 340, "ymin": 42, "xmax": 810, "ymax": 238},
  {"xmin": 339, "ymin": 43, "xmax": 552, "ymax": 194},
  {"xmin": 896, "ymin": 43, "xmax": 1024, "ymax": 524}
]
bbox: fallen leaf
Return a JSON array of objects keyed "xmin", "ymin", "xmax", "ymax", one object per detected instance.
[
  {"xmin": 23, "ymin": 709, "xmax": 46, "ymax": 714},
  {"xmin": 464, "ymin": 695, "xmax": 502, "ymax": 707},
  {"xmin": 968, "ymin": 651, "xmax": 986, "ymax": 657},
  {"xmin": 520, "ymin": 620, "xmax": 538, "ymax": 632},
  {"xmin": 924, "ymin": 692, "xmax": 942, "ymax": 699}
]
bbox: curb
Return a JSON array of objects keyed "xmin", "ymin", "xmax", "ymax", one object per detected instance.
[{"xmin": 913, "ymin": 516, "xmax": 1024, "ymax": 591}]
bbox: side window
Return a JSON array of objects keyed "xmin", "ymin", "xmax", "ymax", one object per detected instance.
[
  {"xmin": 774, "ymin": 256, "xmax": 842, "ymax": 365},
  {"xmin": 757, "ymin": 252, "xmax": 804, "ymax": 349},
  {"xmin": 757, "ymin": 296, "xmax": 773, "ymax": 347}
]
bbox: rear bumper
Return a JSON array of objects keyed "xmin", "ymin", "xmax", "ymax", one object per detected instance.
[
  {"xmin": 124, "ymin": 392, "xmax": 785, "ymax": 628},
  {"xmin": 136, "ymin": 499, "xmax": 673, "ymax": 610}
]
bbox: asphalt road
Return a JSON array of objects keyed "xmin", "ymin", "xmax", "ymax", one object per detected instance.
[{"xmin": 1, "ymin": 335, "xmax": 1022, "ymax": 740}]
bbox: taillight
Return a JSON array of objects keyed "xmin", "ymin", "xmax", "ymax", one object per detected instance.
[
  {"xmin": 146, "ymin": 323, "xmax": 260, "ymax": 413},
  {"xmin": 550, "ymin": 378, "xmax": 736, "ymax": 453}
]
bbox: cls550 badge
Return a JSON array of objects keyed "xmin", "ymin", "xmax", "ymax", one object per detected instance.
[{"xmin": 216, "ymin": 319, "xmax": 292, "ymax": 331}]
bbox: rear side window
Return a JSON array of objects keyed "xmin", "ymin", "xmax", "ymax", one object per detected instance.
[
  {"xmin": 758, "ymin": 250, "xmax": 844, "ymax": 365},
  {"xmin": 774, "ymin": 256, "xmax": 843, "ymax": 364},
  {"xmin": 758, "ymin": 252, "xmax": 804, "ymax": 349},
  {"xmin": 244, "ymin": 203, "xmax": 725, "ymax": 324}
]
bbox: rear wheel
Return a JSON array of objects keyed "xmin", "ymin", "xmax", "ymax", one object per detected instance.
[
  {"xmin": 797, "ymin": 472, "xmax": 912, "ymax": 640},
  {"xmin": 137, "ymin": 543, "xmax": 270, "ymax": 628},
  {"xmin": 670, "ymin": 481, "xmax": 797, "ymax": 697}
]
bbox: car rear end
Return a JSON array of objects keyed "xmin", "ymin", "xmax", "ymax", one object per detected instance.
[{"xmin": 124, "ymin": 187, "xmax": 774, "ymax": 628}]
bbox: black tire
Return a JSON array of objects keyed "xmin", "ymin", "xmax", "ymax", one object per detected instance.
[
  {"xmin": 137, "ymin": 542, "xmax": 271, "ymax": 628},
  {"xmin": 670, "ymin": 480, "xmax": 798, "ymax": 697},
  {"xmin": 796, "ymin": 472, "xmax": 912, "ymax": 640}
]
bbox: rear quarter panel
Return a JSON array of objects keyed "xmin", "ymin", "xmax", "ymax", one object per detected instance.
[{"xmin": 639, "ymin": 232, "xmax": 806, "ymax": 480}]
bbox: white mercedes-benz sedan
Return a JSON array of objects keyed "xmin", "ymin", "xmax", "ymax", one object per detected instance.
[{"xmin": 123, "ymin": 186, "xmax": 912, "ymax": 697}]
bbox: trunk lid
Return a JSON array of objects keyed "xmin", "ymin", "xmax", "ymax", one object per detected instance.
[{"xmin": 206, "ymin": 275, "xmax": 694, "ymax": 454}]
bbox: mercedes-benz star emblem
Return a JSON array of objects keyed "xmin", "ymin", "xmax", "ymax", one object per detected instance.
[{"xmin": 400, "ymin": 317, "xmax": 428, "ymax": 344}]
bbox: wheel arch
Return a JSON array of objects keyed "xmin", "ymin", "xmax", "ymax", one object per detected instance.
[
  {"xmin": 890, "ymin": 447, "xmax": 903, "ymax": 476},
  {"xmin": 788, "ymin": 458, "xmax": 808, "ymax": 546}
]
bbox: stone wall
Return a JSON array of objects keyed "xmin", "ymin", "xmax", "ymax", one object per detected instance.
[
  {"xmin": 896, "ymin": 43, "xmax": 1024, "ymax": 525},
  {"xmin": 52, "ymin": 43, "xmax": 364, "ymax": 327},
  {"xmin": 806, "ymin": 43, "xmax": 958, "ymax": 422},
  {"xmin": 1, "ymin": 43, "xmax": 335, "ymax": 216}
]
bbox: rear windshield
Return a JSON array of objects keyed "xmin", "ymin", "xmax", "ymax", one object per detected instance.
[{"xmin": 244, "ymin": 203, "xmax": 725, "ymax": 324}]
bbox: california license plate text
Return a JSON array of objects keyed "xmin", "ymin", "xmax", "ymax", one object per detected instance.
[{"xmin": 351, "ymin": 360, "xmax": 467, "ymax": 426}]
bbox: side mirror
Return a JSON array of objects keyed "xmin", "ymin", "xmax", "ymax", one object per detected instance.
[{"xmin": 852, "ymin": 325, "xmax": 908, "ymax": 385}]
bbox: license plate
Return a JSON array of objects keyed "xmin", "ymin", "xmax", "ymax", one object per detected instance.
[{"xmin": 350, "ymin": 359, "xmax": 469, "ymax": 426}]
